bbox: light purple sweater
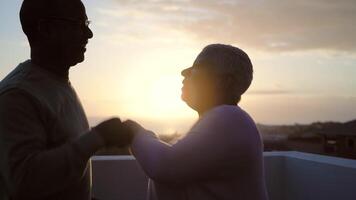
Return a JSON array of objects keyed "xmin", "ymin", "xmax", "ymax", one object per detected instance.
[{"xmin": 131, "ymin": 105, "xmax": 269, "ymax": 200}]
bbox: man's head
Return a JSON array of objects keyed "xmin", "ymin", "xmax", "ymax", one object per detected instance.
[
  {"xmin": 181, "ymin": 44, "xmax": 253, "ymax": 113},
  {"xmin": 20, "ymin": 0, "xmax": 93, "ymax": 67}
]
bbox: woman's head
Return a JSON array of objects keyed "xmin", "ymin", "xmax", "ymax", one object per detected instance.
[{"xmin": 181, "ymin": 44, "xmax": 253, "ymax": 114}]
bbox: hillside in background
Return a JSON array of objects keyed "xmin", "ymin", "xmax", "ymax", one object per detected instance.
[
  {"xmin": 259, "ymin": 119, "xmax": 356, "ymax": 159},
  {"xmin": 96, "ymin": 119, "xmax": 356, "ymax": 159},
  {"xmin": 258, "ymin": 119, "xmax": 356, "ymax": 139}
]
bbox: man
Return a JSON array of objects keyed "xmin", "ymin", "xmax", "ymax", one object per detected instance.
[
  {"xmin": 126, "ymin": 44, "xmax": 269, "ymax": 200},
  {"xmin": 0, "ymin": 0, "xmax": 131, "ymax": 199}
]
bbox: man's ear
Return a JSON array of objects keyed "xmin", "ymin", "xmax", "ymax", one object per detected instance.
[{"xmin": 38, "ymin": 20, "xmax": 56, "ymax": 39}]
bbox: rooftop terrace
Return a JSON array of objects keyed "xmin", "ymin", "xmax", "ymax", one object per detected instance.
[{"xmin": 91, "ymin": 151, "xmax": 356, "ymax": 200}]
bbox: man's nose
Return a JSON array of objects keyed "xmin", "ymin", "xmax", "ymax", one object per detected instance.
[{"xmin": 86, "ymin": 27, "xmax": 93, "ymax": 39}]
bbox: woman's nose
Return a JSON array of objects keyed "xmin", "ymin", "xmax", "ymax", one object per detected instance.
[{"xmin": 181, "ymin": 67, "xmax": 192, "ymax": 77}]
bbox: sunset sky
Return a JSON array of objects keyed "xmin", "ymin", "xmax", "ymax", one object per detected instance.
[{"xmin": 0, "ymin": 0, "xmax": 355, "ymax": 135}]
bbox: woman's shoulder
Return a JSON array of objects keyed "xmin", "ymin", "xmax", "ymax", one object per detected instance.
[
  {"xmin": 208, "ymin": 105, "xmax": 253, "ymax": 122},
  {"xmin": 193, "ymin": 105, "xmax": 262, "ymax": 151},
  {"xmin": 212, "ymin": 105, "xmax": 262, "ymax": 148},
  {"xmin": 196, "ymin": 105, "xmax": 256, "ymax": 132}
]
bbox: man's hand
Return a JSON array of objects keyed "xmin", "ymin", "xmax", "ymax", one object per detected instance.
[{"xmin": 93, "ymin": 118, "xmax": 134, "ymax": 147}]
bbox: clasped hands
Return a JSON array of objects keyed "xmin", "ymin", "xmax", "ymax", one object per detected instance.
[{"xmin": 93, "ymin": 118, "xmax": 143, "ymax": 148}]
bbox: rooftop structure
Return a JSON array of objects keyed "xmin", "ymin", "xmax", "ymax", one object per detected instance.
[{"xmin": 91, "ymin": 151, "xmax": 356, "ymax": 200}]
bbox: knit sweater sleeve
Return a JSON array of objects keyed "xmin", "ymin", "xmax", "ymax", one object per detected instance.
[{"xmin": 0, "ymin": 89, "xmax": 104, "ymax": 199}]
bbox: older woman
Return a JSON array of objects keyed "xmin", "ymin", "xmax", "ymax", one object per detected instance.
[{"xmin": 125, "ymin": 44, "xmax": 269, "ymax": 200}]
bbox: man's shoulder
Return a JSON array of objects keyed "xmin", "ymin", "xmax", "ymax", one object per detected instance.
[
  {"xmin": 0, "ymin": 60, "xmax": 71, "ymax": 104},
  {"xmin": 0, "ymin": 60, "xmax": 27, "ymax": 85},
  {"xmin": 0, "ymin": 60, "xmax": 38, "ymax": 94}
]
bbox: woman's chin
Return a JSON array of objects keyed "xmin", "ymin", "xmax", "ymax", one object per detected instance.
[
  {"xmin": 181, "ymin": 93, "xmax": 187, "ymax": 102},
  {"xmin": 181, "ymin": 90, "xmax": 190, "ymax": 102},
  {"xmin": 181, "ymin": 93, "xmax": 195, "ymax": 109}
]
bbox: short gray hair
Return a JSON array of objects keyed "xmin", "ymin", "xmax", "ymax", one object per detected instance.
[{"xmin": 195, "ymin": 44, "xmax": 253, "ymax": 103}]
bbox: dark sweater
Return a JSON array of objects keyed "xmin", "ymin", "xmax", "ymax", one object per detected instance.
[{"xmin": 0, "ymin": 60, "xmax": 103, "ymax": 200}]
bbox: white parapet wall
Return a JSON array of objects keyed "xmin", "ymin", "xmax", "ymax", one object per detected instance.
[
  {"xmin": 264, "ymin": 151, "xmax": 356, "ymax": 200},
  {"xmin": 92, "ymin": 151, "xmax": 356, "ymax": 200}
]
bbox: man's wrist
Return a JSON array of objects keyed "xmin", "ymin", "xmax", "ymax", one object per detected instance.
[
  {"xmin": 90, "ymin": 128, "xmax": 106, "ymax": 147},
  {"xmin": 73, "ymin": 129, "xmax": 106, "ymax": 159},
  {"xmin": 92, "ymin": 127, "xmax": 108, "ymax": 146}
]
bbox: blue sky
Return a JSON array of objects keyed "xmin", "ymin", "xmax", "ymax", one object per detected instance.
[{"xmin": 1, "ymin": 0, "xmax": 355, "ymax": 134}]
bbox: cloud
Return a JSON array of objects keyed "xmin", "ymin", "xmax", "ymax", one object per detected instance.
[
  {"xmin": 246, "ymin": 89, "xmax": 291, "ymax": 95},
  {"xmin": 108, "ymin": 0, "xmax": 356, "ymax": 53}
]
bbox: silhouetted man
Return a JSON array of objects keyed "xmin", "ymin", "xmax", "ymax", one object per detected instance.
[
  {"xmin": 125, "ymin": 44, "xmax": 269, "ymax": 200},
  {"xmin": 0, "ymin": 0, "xmax": 131, "ymax": 199}
]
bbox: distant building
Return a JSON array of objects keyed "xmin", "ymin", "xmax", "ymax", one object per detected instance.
[
  {"xmin": 319, "ymin": 132, "xmax": 356, "ymax": 159},
  {"xmin": 260, "ymin": 120, "xmax": 356, "ymax": 159}
]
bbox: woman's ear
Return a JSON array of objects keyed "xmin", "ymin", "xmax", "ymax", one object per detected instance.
[
  {"xmin": 215, "ymin": 74, "xmax": 237, "ymax": 104},
  {"xmin": 217, "ymin": 74, "xmax": 234, "ymax": 91},
  {"xmin": 226, "ymin": 75, "xmax": 235, "ymax": 90}
]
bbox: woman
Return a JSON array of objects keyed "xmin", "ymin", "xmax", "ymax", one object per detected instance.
[{"xmin": 125, "ymin": 44, "xmax": 269, "ymax": 200}]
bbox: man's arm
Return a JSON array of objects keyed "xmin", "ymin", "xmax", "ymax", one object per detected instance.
[
  {"xmin": 0, "ymin": 89, "xmax": 103, "ymax": 198},
  {"xmin": 128, "ymin": 114, "xmax": 240, "ymax": 184}
]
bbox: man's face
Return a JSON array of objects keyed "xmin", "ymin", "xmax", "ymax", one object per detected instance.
[
  {"xmin": 181, "ymin": 56, "xmax": 218, "ymax": 112},
  {"xmin": 45, "ymin": 1, "xmax": 93, "ymax": 67}
]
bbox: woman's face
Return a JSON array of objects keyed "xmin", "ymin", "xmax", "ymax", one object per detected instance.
[{"xmin": 181, "ymin": 57, "xmax": 219, "ymax": 113}]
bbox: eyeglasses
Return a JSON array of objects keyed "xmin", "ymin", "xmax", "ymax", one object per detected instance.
[{"xmin": 40, "ymin": 17, "xmax": 91, "ymax": 30}]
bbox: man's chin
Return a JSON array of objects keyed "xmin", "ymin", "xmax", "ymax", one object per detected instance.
[
  {"xmin": 78, "ymin": 55, "xmax": 85, "ymax": 63},
  {"xmin": 69, "ymin": 55, "xmax": 85, "ymax": 67}
]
